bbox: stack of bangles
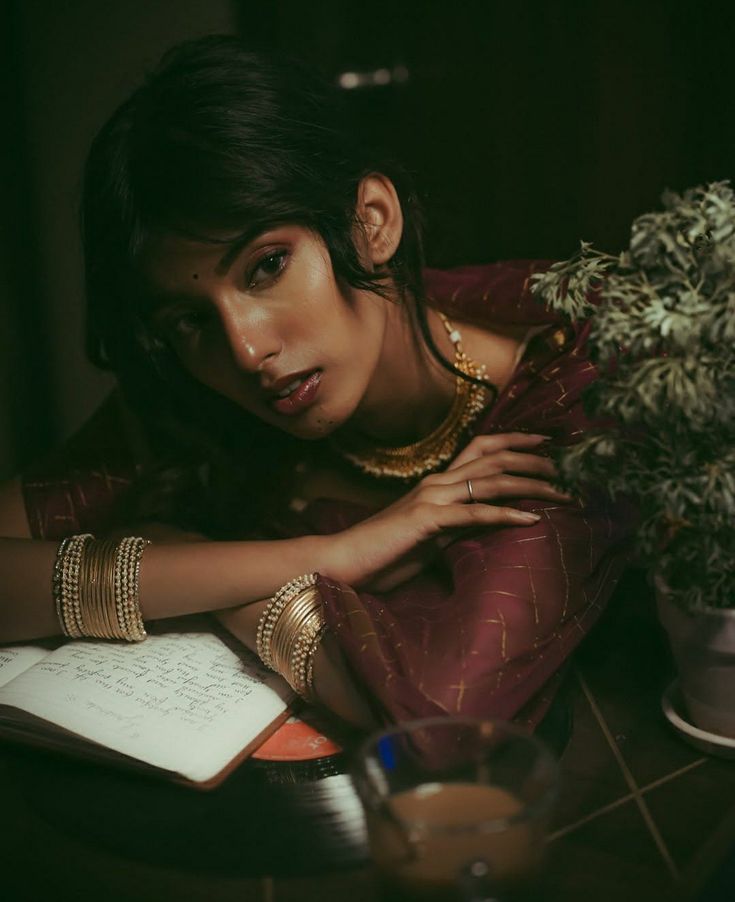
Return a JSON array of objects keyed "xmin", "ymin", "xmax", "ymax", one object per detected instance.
[
  {"xmin": 256, "ymin": 573, "xmax": 327, "ymax": 702},
  {"xmin": 53, "ymin": 537, "xmax": 326, "ymax": 701},
  {"xmin": 52, "ymin": 534, "xmax": 149, "ymax": 642}
]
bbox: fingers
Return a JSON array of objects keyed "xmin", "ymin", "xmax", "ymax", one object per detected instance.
[
  {"xmin": 418, "ymin": 472, "xmax": 572, "ymax": 509},
  {"xmin": 467, "ymin": 473, "xmax": 573, "ymax": 503},
  {"xmin": 428, "ymin": 502, "xmax": 542, "ymax": 530},
  {"xmin": 435, "ymin": 449, "xmax": 559, "ymax": 483},
  {"xmin": 446, "ymin": 432, "xmax": 551, "ymax": 471}
]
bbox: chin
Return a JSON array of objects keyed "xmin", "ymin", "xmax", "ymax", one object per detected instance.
[{"xmin": 276, "ymin": 410, "xmax": 344, "ymax": 442}]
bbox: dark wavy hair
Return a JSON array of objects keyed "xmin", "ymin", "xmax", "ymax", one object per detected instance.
[{"xmin": 81, "ymin": 35, "xmax": 493, "ymax": 535}]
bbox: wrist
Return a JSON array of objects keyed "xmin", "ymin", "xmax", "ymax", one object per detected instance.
[{"xmin": 308, "ymin": 530, "xmax": 353, "ymax": 585}]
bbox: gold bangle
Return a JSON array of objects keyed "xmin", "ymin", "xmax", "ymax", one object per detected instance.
[
  {"xmin": 96, "ymin": 539, "xmax": 118, "ymax": 638},
  {"xmin": 59, "ymin": 534, "xmax": 78, "ymax": 637},
  {"xmin": 113, "ymin": 536, "xmax": 149, "ymax": 642},
  {"xmin": 256, "ymin": 573, "xmax": 317, "ymax": 670},
  {"xmin": 78, "ymin": 534, "xmax": 95, "ymax": 637},
  {"xmin": 113, "ymin": 538, "xmax": 130, "ymax": 638},
  {"xmin": 288, "ymin": 608, "xmax": 327, "ymax": 699},
  {"xmin": 52, "ymin": 537, "xmax": 73, "ymax": 637},
  {"xmin": 80, "ymin": 536, "xmax": 106, "ymax": 638},
  {"xmin": 304, "ymin": 623, "xmax": 329, "ymax": 699},
  {"xmin": 60, "ymin": 534, "xmax": 93, "ymax": 638},
  {"xmin": 270, "ymin": 588, "xmax": 319, "ymax": 675},
  {"xmin": 129, "ymin": 536, "xmax": 149, "ymax": 640}
]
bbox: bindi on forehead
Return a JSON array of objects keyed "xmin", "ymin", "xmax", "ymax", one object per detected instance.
[{"xmin": 192, "ymin": 273, "xmax": 199, "ymax": 280}]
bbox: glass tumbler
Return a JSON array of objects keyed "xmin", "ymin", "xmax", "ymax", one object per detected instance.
[{"xmin": 351, "ymin": 717, "xmax": 559, "ymax": 901}]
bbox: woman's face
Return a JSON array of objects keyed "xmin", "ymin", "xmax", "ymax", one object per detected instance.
[{"xmin": 144, "ymin": 225, "xmax": 391, "ymax": 440}]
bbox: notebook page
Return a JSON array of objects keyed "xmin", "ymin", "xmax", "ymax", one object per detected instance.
[
  {"xmin": 0, "ymin": 628, "xmax": 292, "ymax": 782},
  {"xmin": 0, "ymin": 646, "xmax": 50, "ymax": 688}
]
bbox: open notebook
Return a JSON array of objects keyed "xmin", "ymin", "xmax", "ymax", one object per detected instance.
[{"xmin": 0, "ymin": 618, "xmax": 293, "ymax": 788}]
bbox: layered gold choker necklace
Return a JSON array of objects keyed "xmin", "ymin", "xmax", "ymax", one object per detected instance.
[{"xmin": 331, "ymin": 313, "xmax": 493, "ymax": 481}]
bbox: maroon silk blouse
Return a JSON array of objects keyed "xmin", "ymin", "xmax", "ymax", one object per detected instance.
[{"xmin": 21, "ymin": 260, "xmax": 636, "ymax": 728}]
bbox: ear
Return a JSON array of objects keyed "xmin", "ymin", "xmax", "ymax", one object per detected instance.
[{"xmin": 355, "ymin": 173, "xmax": 404, "ymax": 267}]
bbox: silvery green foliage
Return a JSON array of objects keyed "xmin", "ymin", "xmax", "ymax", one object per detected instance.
[{"xmin": 531, "ymin": 182, "xmax": 735, "ymax": 610}]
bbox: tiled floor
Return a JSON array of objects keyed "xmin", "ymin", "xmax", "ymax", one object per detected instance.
[
  {"xmin": 541, "ymin": 568, "xmax": 731, "ymax": 900},
  {"xmin": 1, "ymin": 568, "xmax": 733, "ymax": 900}
]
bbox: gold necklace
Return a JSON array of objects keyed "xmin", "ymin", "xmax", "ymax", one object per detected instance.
[{"xmin": 331, "ymin": 313, "xmax": 493, "ymax": 480}]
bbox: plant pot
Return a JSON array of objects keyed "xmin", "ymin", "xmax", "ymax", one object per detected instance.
[{"xmin": 656, "ymin": 578, "xmax": 735, "ymax": 739}]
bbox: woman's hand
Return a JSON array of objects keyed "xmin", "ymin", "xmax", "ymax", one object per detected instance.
[{"xmin": 322, "ymin": 432, "xmax": 573, "ymax": 591}]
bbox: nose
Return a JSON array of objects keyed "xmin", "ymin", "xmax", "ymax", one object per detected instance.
[{"xmin": 218, "ymin": 298, "xmax": 280, "ymax": 374}]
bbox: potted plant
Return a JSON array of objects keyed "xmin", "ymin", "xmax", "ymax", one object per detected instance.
[{"xmin": 530, "ymin": 181, "xmax": 735, "ymax": 741}]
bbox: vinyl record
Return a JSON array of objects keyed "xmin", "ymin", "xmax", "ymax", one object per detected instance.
[{"xmin": 6, "ymin": 742, "xmax": 369, "ymax": 876}]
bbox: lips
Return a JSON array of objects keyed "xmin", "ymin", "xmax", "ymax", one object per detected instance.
[
  {"xmin": 264, "ymin": 369, "xmax": 316, "ymax": 396},
  {"xmin": 268, "ymin": 370, "xmax": 322, "ymax": 416},
  {"xmin": 275, "ymin": 376, "xmax": 306, "ymax": 399}
]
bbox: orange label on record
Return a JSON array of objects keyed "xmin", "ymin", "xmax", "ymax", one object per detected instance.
[{"xmin": 252, "ymin": 714, "xmax": 343, "ymax": 761}]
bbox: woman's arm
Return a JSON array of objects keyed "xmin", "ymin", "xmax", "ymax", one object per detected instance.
[
  {"xmin": 0, "ymin": 530, "xmax": 333, "ymax": 644},
  {"xmin": 1, "ymin": 467, "xmax": 332, "ymax": 641}
]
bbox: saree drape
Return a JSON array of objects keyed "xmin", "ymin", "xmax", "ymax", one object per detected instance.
[{"xmin": 314, "ymin": 262, "xmax": 636, "ymax": 726}]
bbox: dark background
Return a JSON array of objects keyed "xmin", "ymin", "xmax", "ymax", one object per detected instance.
[{"xmin": 3, "ymin": 0, "xmax": 734, "ymax": 481}]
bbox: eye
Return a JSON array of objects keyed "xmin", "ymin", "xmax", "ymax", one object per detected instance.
[{"xmin": 248, "ymin": 250, "xmax": 289, "ymax": 288}]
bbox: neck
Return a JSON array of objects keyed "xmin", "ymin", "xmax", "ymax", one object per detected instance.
[{"xmin": 343, "ymin": 304, "xmax": 457, "ymax": 447}]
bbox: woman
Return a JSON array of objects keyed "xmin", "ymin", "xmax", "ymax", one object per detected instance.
[{"xmin": 0, "ymin": 36, "xmax": 633, "ymax": 730}]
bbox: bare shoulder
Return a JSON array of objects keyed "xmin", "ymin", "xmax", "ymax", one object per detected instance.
[{"xmin": 0, "ymin": 476, "xmax": 31, "ymax": 538}]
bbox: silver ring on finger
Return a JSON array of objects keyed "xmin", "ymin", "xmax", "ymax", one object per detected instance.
[{"xmin": 465, "ymin": 479, "xmax": 477, "ymax": 503}]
